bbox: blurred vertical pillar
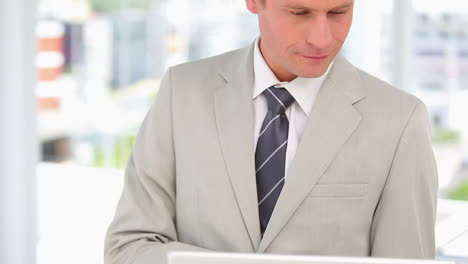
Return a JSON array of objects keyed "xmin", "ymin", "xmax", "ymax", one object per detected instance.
[
  {"xmin": 393, "ymin": 0, "xmax": 414, "ymax": 91},
  {"xmin": 346, "ymin": 0, "xmax": 386, "ymax": 78},
  {"xmin": 0, "ymin": 0, "xmax": 38, "ymax": 264}
]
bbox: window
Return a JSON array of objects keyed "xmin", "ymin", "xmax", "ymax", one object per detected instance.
[{"xmin": 35, "ymin": 0, "xmax": 468, "ymax": 263}]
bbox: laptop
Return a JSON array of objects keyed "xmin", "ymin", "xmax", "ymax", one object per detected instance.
[{"xmin": 168, "ymin": 251, "xmax": 455, "ymax": 264}]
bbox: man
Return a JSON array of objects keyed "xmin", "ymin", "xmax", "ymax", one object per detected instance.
[{"xmin": 104, "ymin": 0, "xmax": 438, "ymax": 263}]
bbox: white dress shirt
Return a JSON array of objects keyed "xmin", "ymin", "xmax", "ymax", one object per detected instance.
[{"xmin": 253, "ymin": 37, "xmax": 333, "ymax": 179}]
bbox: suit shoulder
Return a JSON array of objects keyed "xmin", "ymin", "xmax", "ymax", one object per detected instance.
[
  {"xmin": 352, "ymin": 68, "xmax": 430, "ymax": 131},
  {"xmin": 160, "ymin": 46, "xmax": 250, "ymax": 98},
  {"xmin": 356, "ymin": 68, "xmax": 424, "ymax": 110},
  {"xmin": 168, "ymin": 47, "xmax": 245, "ymax": 78}
]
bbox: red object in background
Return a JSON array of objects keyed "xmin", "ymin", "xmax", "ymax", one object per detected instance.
[
  {"xmin": 37, "ymin": 21, "xmax": 65, "ymax": 82},
  {"xmin": 38, "ymin": 36, "xmax": 63, "ymax": 52},
  {"xmin": 38, "ymin": 97, "xmax": 61, "ymax": 111},
  {"xmin": 38, "ymin": 67, "xmax": 63, "ymax": 82},
  {"xmin": 37, "ymin": 36, "xmax": 64, "ymax": 81}
]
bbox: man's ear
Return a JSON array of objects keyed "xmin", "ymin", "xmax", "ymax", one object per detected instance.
[{"xmin": 245, "ymin": 0, "xmax": 260, "ymax": 14}]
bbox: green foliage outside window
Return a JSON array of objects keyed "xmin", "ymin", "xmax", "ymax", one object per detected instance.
[
  {"xmin": 114, "ymin": 135, "xmax": 135, "ymax": 168},
  {"xmin": 90, "ymin": 0, "xmax": 152, "ymax": 13},
  {"xmin": 91, "ymin": 134, "xmax": 135, "ymax": 169},
  {"xmin": 432, "ymin": 128, "xmax": 467, "ymax": 201},
  {"xmin": 432, "ymin": 128, "xmax": 461, "ymax": 144},
  {"xmin": 448, "ymin": 180, "xmax": 468, "ymax": 201}
]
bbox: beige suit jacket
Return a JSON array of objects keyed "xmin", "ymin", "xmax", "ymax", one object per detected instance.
[{"xmin": 104, "ymin": 43, "xmax": 438, "ymax": 264}]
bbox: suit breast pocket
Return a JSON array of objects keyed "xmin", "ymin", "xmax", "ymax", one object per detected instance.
[
  {"xmin": 307, "ymin": 183, "xmax": 368, "ymax": 198},
  {"xmin": 295, "ymin": 183, "xmax": 370, "ymax": 228}
]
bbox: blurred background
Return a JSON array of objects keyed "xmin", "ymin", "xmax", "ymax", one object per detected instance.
[{"xmin": 1, "ymin": 0, "xmax": 468, "ymax": 263}]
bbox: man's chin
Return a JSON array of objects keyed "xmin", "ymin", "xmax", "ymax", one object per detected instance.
[
  {"xmin": 294, "ymin": 61, "xmax": 333, "ymax": 79},
  {"xmin": 297, "ymin": 68, "xmax": 329, "ymax": 79}
]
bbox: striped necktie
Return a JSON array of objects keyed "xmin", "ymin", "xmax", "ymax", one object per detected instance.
[{"xmin": 255, "ymin": 86, "xmax": 295, "ymax": 235}]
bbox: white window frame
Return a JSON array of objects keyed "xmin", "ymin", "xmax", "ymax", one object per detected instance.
[
  {"xmin": 0, "ymin": 0, "xmax": 38, "ymax": 264},
  {"xmin": 393, "ymin": 0, "xmax": 414, "ymax": 91}
]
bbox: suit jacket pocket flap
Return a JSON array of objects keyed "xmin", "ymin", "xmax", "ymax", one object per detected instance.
[{"xmin": 308, "ymin": 183, "xmax": 368, "ymax": 198}]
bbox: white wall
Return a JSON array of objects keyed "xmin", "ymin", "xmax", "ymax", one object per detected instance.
[{"xmin": 0, "ymin": 0, "xmax": 38, "ymax": 263}]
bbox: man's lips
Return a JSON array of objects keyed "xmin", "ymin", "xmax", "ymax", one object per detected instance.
[{"xmin": 302, "ymin": 54, "xmax": 328, "ymax": 60}]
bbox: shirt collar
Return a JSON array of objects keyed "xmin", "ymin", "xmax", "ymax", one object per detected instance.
[{"xmin": 253, "ymin": 37, "xmax": 334, "ymax": 117}]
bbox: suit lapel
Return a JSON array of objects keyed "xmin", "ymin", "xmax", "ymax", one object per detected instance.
[
  {"xmin": 258, "ymin": 54, "xmax": 367, "ymax": 252},
  {"xmin": 213, "ymin": 45, "xmax": 262, "ymax": 251}
]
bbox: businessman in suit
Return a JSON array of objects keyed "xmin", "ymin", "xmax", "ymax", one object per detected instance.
[{"xmin": 104, "ymin": 0, "xmax": 438, "ymax": 263}]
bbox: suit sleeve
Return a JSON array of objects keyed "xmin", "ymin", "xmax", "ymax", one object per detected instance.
[
  {"xmin": 104, "ymin": 68, "xmax": 209, "ymax": 264},
  {"xmin": 370, "ymin": 101, "xmax": 438, "ymax": 258}
]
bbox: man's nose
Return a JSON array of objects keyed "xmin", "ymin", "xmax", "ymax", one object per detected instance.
[{"xmin": 305, "ymin": 16, "xmax": 333, "ymax": 50}]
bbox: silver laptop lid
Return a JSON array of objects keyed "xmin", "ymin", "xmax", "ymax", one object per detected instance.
[{"xmin": 168, "ymin": 251, "xmax": 455, "ymax": 264}]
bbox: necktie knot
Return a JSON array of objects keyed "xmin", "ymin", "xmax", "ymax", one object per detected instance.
[{"xmin": 264, "ymin": 87, "xmax": 295, "ymax": 114}]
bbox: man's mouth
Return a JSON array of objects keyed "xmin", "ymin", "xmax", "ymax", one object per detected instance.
[{"xmin": 301, "ymin": 54, "xmax": 328, "ymax": 61}]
